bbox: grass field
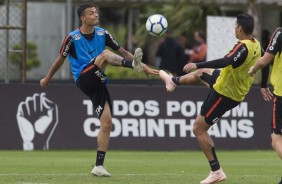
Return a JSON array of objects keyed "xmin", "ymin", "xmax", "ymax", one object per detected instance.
[{"xmin": 0, "ymin": 150, "xmax": 280, "ymax": 184}]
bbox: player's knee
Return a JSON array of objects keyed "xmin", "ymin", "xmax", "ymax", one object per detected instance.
[
  {"xmin": 193, "ymin": 122, "xmax": 202, "ymax": 136},
  {"xmin": 100, "ymin": 49, "xmax": 110, "ymax": 59},
  {"xmin": 101, "ymin": 119, "xmax": 112, "ymax": 132}
]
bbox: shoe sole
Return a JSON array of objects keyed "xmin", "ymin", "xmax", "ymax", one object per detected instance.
[
  {"xmin": 159, "ymin": 70, "xmax": 176, "ymax": 92},
  {"xmin": 133, "ymin": 48, "xmax": 143, "ymax": 72},
  {"xmin": 92, "ymin": 173, "xmax": 111, "ymax": 177},
  {"xmin": 200, "ymin": 176, "xmax": 226, "ymax": 184}
]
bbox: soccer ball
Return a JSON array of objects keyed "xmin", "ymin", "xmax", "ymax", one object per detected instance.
[{"xmin": 146, "ymin": 14, "xmax": 168, "ymax": 37}]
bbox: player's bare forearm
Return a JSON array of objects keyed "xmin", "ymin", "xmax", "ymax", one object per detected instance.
[
  {"xmin": 253, "ymin": 53, "xmax": 274, "ymax": 72},
  {"xmin": 117, "ymin": 47, "xmax": 133, "ymax": 60},
  {"xmin": 46, "ymin": 56, "xmax": 65, "ymax": 79},
  {"xmin": 40, "ymin": 55, "xmax": 64, "ymax": 88}
]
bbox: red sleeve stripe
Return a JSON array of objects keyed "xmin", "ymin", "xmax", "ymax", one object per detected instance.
[
  {"xmin": 206, "ymin": 97, "xmax": 222, "ymax": 118},
  {"xmin": 60, "ymin": 34, "xmax": 71, "ymax": 56},
  {"xmin": 272, "ymin": 96, "xmax": 277, "ymax": 129},
  {"xmin": 266, "ymin": 27, "xmax": 281, "ymax": 51},
  {"xmin": 227, "ymin": 43, "xmax": 244, "ymax": 58}
]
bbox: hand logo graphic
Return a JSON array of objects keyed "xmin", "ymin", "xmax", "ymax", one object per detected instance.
[{"xmin": 16, "ymin": 93, "xmax": 58, "ymax": 150}]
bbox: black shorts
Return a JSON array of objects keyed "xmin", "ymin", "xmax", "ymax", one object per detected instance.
[
  {"xmin": 271, "ymin": 95, "xmax": 282, "ymax": 135},
  {"xmin": 200, "ymin": 69, "xmax": 221, "ymax": 88},
  {"xmin": 201, "ymin": 88, "xmax": 240, "ymax": 125},
  {"xmin": 76, "ymin": 63, "xmax": 112, "ymax": 119}
]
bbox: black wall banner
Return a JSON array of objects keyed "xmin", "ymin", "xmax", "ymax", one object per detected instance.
[{"xmin": 0, "ymin": 84, "xmax": 272, "ymax": 150}]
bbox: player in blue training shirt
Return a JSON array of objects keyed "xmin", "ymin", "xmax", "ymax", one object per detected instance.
[{"xmin": 40, "ymin": 3, "xmax": 159, "ymax": 177}]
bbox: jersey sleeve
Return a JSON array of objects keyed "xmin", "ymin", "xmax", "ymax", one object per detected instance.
[
  {"xmin": 266, "ymin": 27, "xmax": 282, "ymax": 55},
  {"xmin": 196, "ymin": 57, "xmax": 230, "ymax": 69},
  {"xmin": 59, "ymin": 34, "xmax": 73, "ymax": 58},
  {"xmin": 224, "ymin": 42, "xmax": 248, "ymax": 68},
  {"xmin": 105, "ymin": 30, "xmax": 120, "ymax": 51},
  {"xmin": 261, "ymin": 64, "xmax": 270, "ymax": 88}
]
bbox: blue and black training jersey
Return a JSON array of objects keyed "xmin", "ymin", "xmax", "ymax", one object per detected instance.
[{"xmin": 59, "ymin": 27, "xmax": 120, "ymax": 81}]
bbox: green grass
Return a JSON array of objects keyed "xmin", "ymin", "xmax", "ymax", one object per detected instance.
[{"xmin": 0, "ymin": 150, "xmax": 280, "ymax": 184}]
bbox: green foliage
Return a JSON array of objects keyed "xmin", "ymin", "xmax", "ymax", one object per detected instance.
[
  {"xmin": 103, "ymin": 24, "xmax": 127, "ymax": 48},
  {"xmin": 134, "ymin": 3, "xmax": 220, "ymax": 65},
  {"xmin": 135, "ymin": 3, "xmax": 220, "ymax": 48},
  {"xmin": 10, "ymin": 42, "xmax": 40, "ymax": 71}
]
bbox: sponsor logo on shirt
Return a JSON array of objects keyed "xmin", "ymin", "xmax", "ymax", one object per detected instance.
[
  {"xmin": 269, "ymin": 30, "xmax": 281, "ymax": 51},
  {"xmin": 233, "ymin": 46, "xmax": 246, "ymax": 62},
  {"xmin": 97, "ymin": 30, "xmax": 104, "ymax": 36},
  {"xmin": 63, "ymin": 38, "xmax": 72, "ymax": 56},
  {"xmin": 74, "ymin": 34, "xmax": 81, "ymax": 40}
]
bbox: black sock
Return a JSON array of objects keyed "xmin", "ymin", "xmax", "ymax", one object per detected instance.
[
  {"xmin": 279, "ymin": 177, "xmax": 282, "ymax": 184},
  {"xmin": 172, "ymin": 77, "xmax": 181, "ymax": 85},
  {"xmin": 95, "ymin": 151, "xmax": 106, "ymax": 166},
  {"xmin": 209, "ymin": 147, "xmax": 220, "ymax": 171},
  {"xmin": 122, "ymin": 59, "xmax": 133, "ymax": 69}
]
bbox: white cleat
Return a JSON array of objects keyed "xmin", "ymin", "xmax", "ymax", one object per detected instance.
[
  {"xmin": 132, "ymin": 47, "xmax": 143, "ymax": 72},
  {"xmin": 91, "ymin": 166, "xmax": 111, "ymax": 177},
  {"xmin": 200, "ymin": 168, "xmax": 226, "ymax": 184},
  {"xmin": 159, "ymin": 70, "xmax": 176, "ymax": 92}
]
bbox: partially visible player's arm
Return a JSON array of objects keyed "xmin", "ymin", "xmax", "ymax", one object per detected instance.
[
  {"xmin": 40, "ymin": 55, "xmax": 65, "ymax": 88},
  {"xmin": 104, "ymin": 30, "xmax": 134, "ymax": 59},
  {"xmin": 195, "ymin": 43, "xmax": 248, "ymax": 69},
  {"xmin": 183, "ymin": 42, "xmax": 248, "ymax": 72},
  {"xmin": 249, "ymin": 52, "xmax": 274, "ymax": 76},
  {"xmin": 40, "ymin": 35, "xmax": 72, "ymax": 88},
  {"xmin": 195, "ymin": 57, "xmax": 229, "ymax": 69},
  {"xmin": 250, "ymin": 28, "xmax": 281, "ymax": 76},
  {"xmin": 260, "ymin": 58, "xmax": 272, "ymax": 101}
]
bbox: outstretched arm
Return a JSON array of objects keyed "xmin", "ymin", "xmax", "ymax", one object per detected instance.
[
  {"xmin": 184, "ymin": 42, "xmax": 248, "ymax": 73},
  {"xmin": 183, "ymin": 57, "xmax": 230, "ymax": 73},
  {"xmin": 40, "ymin": 55, "xmax": 65, "ymax": 88},
  {"xmin": 248, "ymin": 52, "xmax": 274, "ymax": 76}
]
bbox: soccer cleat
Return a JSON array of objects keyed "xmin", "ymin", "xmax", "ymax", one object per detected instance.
[
  {"xmin": 91, "ymin": 165, "xmax": 111, "ymax": 177},
  {"xmin": 132, "ymin": 47, "xmax": 143, "ymax": 72},
  {"xmin": 200, "ymin": 168, "xmax": 226, "ymax": 184},
  {"xmin": 159, "ymin": 70, "xmax": 176, "ymax": 92}
]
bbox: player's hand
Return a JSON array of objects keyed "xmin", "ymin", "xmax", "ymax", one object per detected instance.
[
  {"xmin": 248, "ymin": 66, "xmax": 256, "ymax": 77},
  {"xmin": 142, "ymin": 64, "xmax": 159, "ymax": 78},
  {"xmin": 183, "ymin": 63, "xmax": 197, "ymax": 73},
  {"xmin": 40, "ymin": 77, "xmax": 49, "ymax": 88},
  {"xmin": 16, "ymin": 93, "xmax": 58, "ymax": 150},
  {"xmin": 261, "ymin": 88, "xmax": 273, "ymax": 102}
]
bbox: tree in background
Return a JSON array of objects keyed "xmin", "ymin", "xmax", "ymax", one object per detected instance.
[
  {"xmin": 135, "ymin": 3, "xmax": 220, "ymax": 65},
  {"xmin": 10, "ymin": 42, "xmax": 40, "ymax": 77}
]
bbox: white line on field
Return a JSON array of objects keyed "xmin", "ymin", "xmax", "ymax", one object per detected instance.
[{"xmin": 0, "ymin": 173, "xmax": 280, "ymax": 177}]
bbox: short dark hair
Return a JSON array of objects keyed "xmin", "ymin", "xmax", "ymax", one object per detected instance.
[
  {"xmin": 236, "ymin": 13, "xmax": 254, "ymax": 35},
  {"xmin": 196, "ymin": 31, "xmax": 206, "ymax": 41},
  {"xmin": 77, "ymin": 3, "xmax": 95, "ymax": 18}
]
